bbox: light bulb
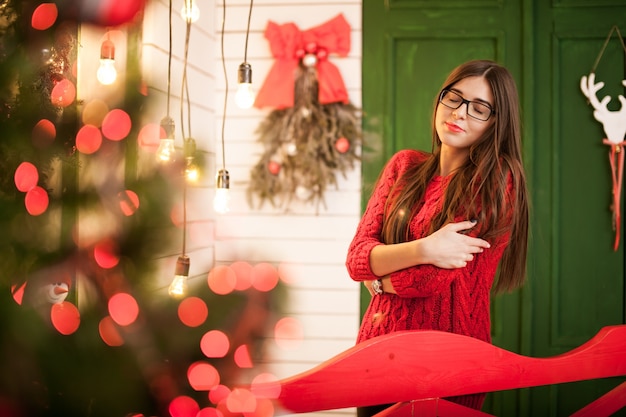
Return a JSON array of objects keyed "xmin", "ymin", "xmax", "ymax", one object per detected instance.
[
  {"xmin": 181, "ymin": 0, "xmax": 199, "ymax": 22},
  {"xmin": 97, "ymin": 59, "xmax": 117, "ymax": 85},
  {"xmin": 97, "ymin": 38, "xmax": 116, "ymax": 85},
  {"xmin": 168, "ymin": 255, "xmax": 190, "ymax": 298},
  {"xmin": 213, "ymin": 169, "xmax": 230, "ymax": 214},
  {"xmin": 236, "ymin": 62, "xmax": 255, "ymax": 109},
  {"xmin": 157, "ymin": 116, "xmax": 176, "ymax": 162},
  {"xmin": 185, "ymin": 162, "xmax": 200, "ymax": 183}
]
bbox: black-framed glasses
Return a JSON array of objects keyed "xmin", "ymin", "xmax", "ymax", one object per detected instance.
[{"xmin": 439, "ymin": 89, "xmax": 495, "ymax": 121}]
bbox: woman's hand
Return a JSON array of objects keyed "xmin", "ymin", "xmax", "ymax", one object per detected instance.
[{"xmin": 420, "ymin": 220, "xmax": 490, "ymax": 269}]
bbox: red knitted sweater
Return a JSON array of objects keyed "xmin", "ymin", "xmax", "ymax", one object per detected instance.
[{"xmin": 346, "ymin": 149, "xmax": 512, "ymax": 409}]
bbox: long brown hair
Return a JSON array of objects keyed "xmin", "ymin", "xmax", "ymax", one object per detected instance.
[{"xmin": 381, "ymin": 60, "xmax": 529, "ymax": 293}]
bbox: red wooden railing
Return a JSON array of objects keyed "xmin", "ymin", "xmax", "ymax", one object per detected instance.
[{"xmin": 252, "ymin": 325, "xmax": 626, "ymax": 416}]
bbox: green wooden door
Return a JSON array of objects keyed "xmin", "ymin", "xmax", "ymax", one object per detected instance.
[{"xmin": 362, "ymin": 0, "xmax": 626, "ymax": 415}]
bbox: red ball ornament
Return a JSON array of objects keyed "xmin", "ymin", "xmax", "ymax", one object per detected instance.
[
  {"xmin": 334, "ymin": 137, "xmax": 350, "ymax": 154},
  {"xmin": 268, "ymin": 160, "xmax": 281, "ymax": 175}
]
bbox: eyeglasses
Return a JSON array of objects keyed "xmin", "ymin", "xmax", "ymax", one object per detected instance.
[{"xmin": 439, "ymin": 89, "xmax": 495, "ymax": 121}]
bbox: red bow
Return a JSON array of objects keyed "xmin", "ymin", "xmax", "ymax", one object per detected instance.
[{"xmin": 254, "ymin": 14, "xmax": 351, "ymax": 109}]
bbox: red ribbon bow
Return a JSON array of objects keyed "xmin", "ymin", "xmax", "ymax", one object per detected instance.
[{"xmin": 254, "ymin": 14, "xmax": 351, "ymax": 109}]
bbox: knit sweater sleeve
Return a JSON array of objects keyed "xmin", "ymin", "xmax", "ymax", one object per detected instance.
[
  {"xmin": 345, "ymin": 149, "xmax": 427, "ymax": 282},
  {"xmin": 390, "ymin": 173, "xmax": 515, "ymax": 298}
]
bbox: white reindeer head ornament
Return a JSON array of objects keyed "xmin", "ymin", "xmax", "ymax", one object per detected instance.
[{"xmin": 580, "ymin": 73, "xmax": 626, "ymax": 145}]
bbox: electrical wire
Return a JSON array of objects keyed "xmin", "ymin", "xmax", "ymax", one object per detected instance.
[
  {"xmin": 220, "ymin": 0, "xmax": 228, "ymax": 171},
  {"xmin": 243, "ymin": 0, "xmax": 253, "ymax": 63}
]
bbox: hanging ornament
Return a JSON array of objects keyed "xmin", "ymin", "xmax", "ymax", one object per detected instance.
[
  {"xmin": 579, "ymin": 25, "xmax": 626, "ymax": 251},
  {"xmin": 334, "ymin": 137, "xmax": 350, "ymax": 154},
  {"xmin": 247, "ymin": 14, "xmax": 361, "ymax": 212}
]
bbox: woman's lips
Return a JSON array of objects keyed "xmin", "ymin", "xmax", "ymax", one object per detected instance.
[{"xmin": 445, "ymin": 122, "xmax": 464, "ymax": 133}]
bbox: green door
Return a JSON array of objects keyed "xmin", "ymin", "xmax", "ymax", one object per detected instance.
[{"xmin": 362, "ymin": 0, "xmax": 626, "ymax": 415}]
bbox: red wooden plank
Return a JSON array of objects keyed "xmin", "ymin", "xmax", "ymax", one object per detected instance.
[
  {"xmin": 570, "ymin": 380, "xmax": 626, "ymax": 417},
  {"xmin": 376, "ymin": 399, "xmax": 496, "ymax": 417},
  {"xmin": 261, "ymin": 325, "xmax": 626, "ymax": 413}
]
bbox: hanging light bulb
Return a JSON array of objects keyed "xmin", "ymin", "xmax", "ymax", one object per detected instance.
[
  {"xmin": 97, "ymin": 35, "xmax": 117, "ymax": 85},
  {"xmin": 181, "ymin": 0, "xmax": 200, "ymax": 23},
  {"xmin": 156, "ymin": 116, "xmax": 176, "ymax": 162},
  {"xmin": 235, "ymin": 62, "xmax": 255, "ymax": 109},
  {"xmin": 168, "ymin": 255, "xmax": 190, "ymax": 297},
  {"xmin": 184, "ymin": 138, "xmax": 199, "ymax": 182},
  {"xmin": 213, "ymin": 169, "xmax": 230, "ymax": 213}
]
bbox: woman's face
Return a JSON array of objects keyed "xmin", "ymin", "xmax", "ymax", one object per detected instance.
[{"xmin": 435, "ymin": 75, "xmax": 494, "ymax": 156}]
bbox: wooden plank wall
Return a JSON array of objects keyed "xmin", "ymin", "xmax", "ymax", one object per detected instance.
[{"xmin": 143, "ymin": 1, "xmax": 363, "ymax": 416}]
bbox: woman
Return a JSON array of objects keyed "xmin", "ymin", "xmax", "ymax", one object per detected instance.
[{"xmin": 346, "ymin": 59, "xmax": 529, "ymax": 415}]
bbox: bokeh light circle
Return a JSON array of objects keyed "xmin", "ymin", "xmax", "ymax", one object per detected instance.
[
  {"xmin": 76, "ymin": 124, "xmax": 102, "ymax": 154},
  {"xmin": 168, "ymin": 395, "xmax": 200, "ymax": 417},
  {"xmin": 99, "ymin": 316, "xmax": 124, "ymax": 346},
  {"xmin": 178, "ymin": 296, "xmax": 208, "ymax": 327},
  {"xmin": 187, "ymin": 361, "xmax": 220, "ymax": 391},
  {"xmin": 200, "ymin": 330, "xmax": 229, "ymax": 358},
  {"xmin": 197, "ymin": 407, "xmax": 224, "ymax": 417},
  {"xmin": 25, "ymin": 186, "xmax": 49, "ymax": 216},
  {"xmin": 250, "ymin": 373, "xmax": 281, "ymax": 399},
  {"xmin": 118, "ymin": 189, "xmax": 140, "ymax": 216},
  {"xmin": 274, "ymin": 317, "xmax": 303, "ymax": 350},
  {"xmin": 14, "ymin": 162, "xmax": 39, "ymax": 192},
  {"xmin": 231, "ymin": 261, "xmax": 253, "ymax": 291},
  {"xmin": 108, "ymin": 292, "xmax": 139, "ymax": 326},
  {"xmin": 94, "ymin": 239, "xmax": 119, "ymax": 269},
  {"xmin": 32, "ymin": 119, "xmax": 56, "ymax": 148},
  {"xmin": 50, "ymin": 78, "xmax": 76, "ymax": 107},
  {"xmin": 234, "ymin": 345, "xmax": 253, "ymax": 368},
  {"xmin": 209, "ymin": 385, "xmax": 231, "ymax": 405},
  {"xmin": 102, "ymin": 109, "xmax": 131, "ymax": 141},
  {"xmin": 207, "ymin": 265, "xmax": 236, "ymax": 295},
  {"xmin": 251, "ymin": 263, "xmax": 279, "ymax": 292},
  {"xmin": 226, "ymin": 388, "xmax": 256, "ymax": 413},
  {"xmin": 50, "ymin": 301, "xmax": 80, "ymax": 335},
  {"xmin": 138, "ymin": 123, "xmax": 161, "ymax": 151},
  {"xmin": 244, "ymin": 397, "xmax": 274, "ymax": 417},
  {"xmin": 82, "ymin": 99, "xmax": 109, "ymax": 126},
  {"xmin": 31, "ymin": 3, "xmax": 58, "ymax": 30}
]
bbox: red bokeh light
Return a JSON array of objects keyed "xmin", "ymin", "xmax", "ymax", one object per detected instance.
[
  {"xmin": 99, "ymin": 316, "xmax": 124, "ymax": 346},
  {"xmin": 250, "ymin": 373, "xmax": 281, "ymax": 399},
  {"xmin": 234, "ymin": 345, "xmax": 253, "ymax": 368},
  {"xmin": 102, "ymin": 109, "xmax": 131, "ymax": 141},
  {"xmin": 244, "ymin": 398, "xmax": 274, "ymax": 417},
  {"xmin": 50, "ymin": 301, "xmax": 80, "ymax": 335},
  {"xmin": 32, "ymin": 119, "xmax": 56, "ymax": 148},
  {"xmin": 231, "ymin": 261, "xmax": 253, "ymax": 291},
  {"xmin": 94, "ymin": 239, "xmax": 119, "ymax": 269},
  {"xmin": 226, "ymin": 389, "xmax": 256, "ymax": 413},
  {"xmin": 14, "ymin": 162, "xmax": 38, "ymax": 192},
  {"xmin": 50, "ymin": 78, "xmax": 76, "ymax": 107},
  {"xmin": 200, "ymin": 330, "xmax": 229, "ymax": 358},
  {"xmin": 197, "ymin": 407, "xmax": 224, "ymax": 417},
  {"xmin": 187, "ymin": 361, "xmax": 220, "ymax": 391},
  {"xmin": 251, "ymin": 263, "xmax": 279, "ymax": 292},
  {"xmin": 11, "ymin": 283, "xmax": 27, "ymax": 305},
  {"xmin": 168, "ymin": 395, "xmax": 200, "ymax": 417},
  {"xmin": 118, "ymin": 189, "xmax": 140, "ymax": 216},
  {"xmin": 274, "ymin": 317, "xmax": 303, "ymax": 350},
  {"xmin": 137, "ymin": 123, "xmax": 161, "ymax": 151},
  {"xmin": 31, "ymin": 3, "xmax": 58, "ymax": 30},
  {"xmin": 76, "ymin": 124, "xmax": 103, "ymax": 154},
  {"xmin": 207, "ymin": 265, "xmax": 236, "ymax": 295},
  {"xmin": 25, "ymin": 186, "xmax": 49, "ymax": 216},
  {"xmin": 209, "ymin": 385, "xmax": 231, "ymax": 405},
  {"xmin": 178, "ymin": 296, "xmax": 208, "ymax": 327},
  {"xmin": 108, "ymin": 292, "xmax": 139, "ymax": 326}
]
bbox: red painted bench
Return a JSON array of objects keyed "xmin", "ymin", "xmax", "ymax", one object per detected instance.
[{"xmin": 252, "ymin": 325, "xmax": 626, "ymax": 416}]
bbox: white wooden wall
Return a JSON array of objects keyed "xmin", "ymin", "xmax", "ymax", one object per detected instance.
[{"xmin": 142, "ymin": 1, "xmax": 363, "ymax": 416}]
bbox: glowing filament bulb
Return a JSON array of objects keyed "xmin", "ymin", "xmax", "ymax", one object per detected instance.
[
  {"xmin": 157, "ymin": 116, "xmax": 176, "ymax": 163},
  {"xmin": 181, "ymin": 0, "xmax": 200, "ymax": 23},
  {"xmin": 236, "ymin": 62, "xmax": 255, "ymax": 109},
  {"xmin": 169, "ymin": 255, "xmax": 190, "ymax": 298},
  {"xmin": 213, "ymin": 169, "xmax": 230, "ymax": 214},
  {"xmin": 97, "ymin": 38, "xmax": 117, "ymax": 85}
]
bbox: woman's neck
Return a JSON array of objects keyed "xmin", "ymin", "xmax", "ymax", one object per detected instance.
[{"xmin": 438, "ymin": 147, "xmax": 469, "ymax": 177}]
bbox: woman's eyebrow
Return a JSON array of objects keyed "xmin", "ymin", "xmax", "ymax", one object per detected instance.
[{"xmin": 449, "ymin": 87, "xmax": 493, "ymax": 107}]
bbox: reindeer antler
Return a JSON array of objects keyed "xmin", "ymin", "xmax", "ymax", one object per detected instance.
[{"xmin": 580, "ymin": 73, "xmax": 626, "ymax": 145}]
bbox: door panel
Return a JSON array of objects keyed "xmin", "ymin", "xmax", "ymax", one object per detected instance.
[{"xmin": 363, "ymin": 0, "xmax": 626, "ymax": 415}]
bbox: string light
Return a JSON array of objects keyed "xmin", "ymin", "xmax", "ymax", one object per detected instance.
[
  {"xmin": 168, "ymin": 255, "xmax": 190, "ymax": 297},
  {"xmin": 235, "ymin": 0, "xmax": 254, "ymax": 109},
  {"xmin": 214, "ymin": 0, "xmax": 230, "ymax": 213},
  {"xmin": 156, "ymin": 0, "xmax": 176, "ymax": 164},
  {"xmin": 181, "ymin": 0, "xmax": 199, "ymax": 23},
  {"xmin": 97, "ymin": 32, "xmax": 117, "ymax": 85}
]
